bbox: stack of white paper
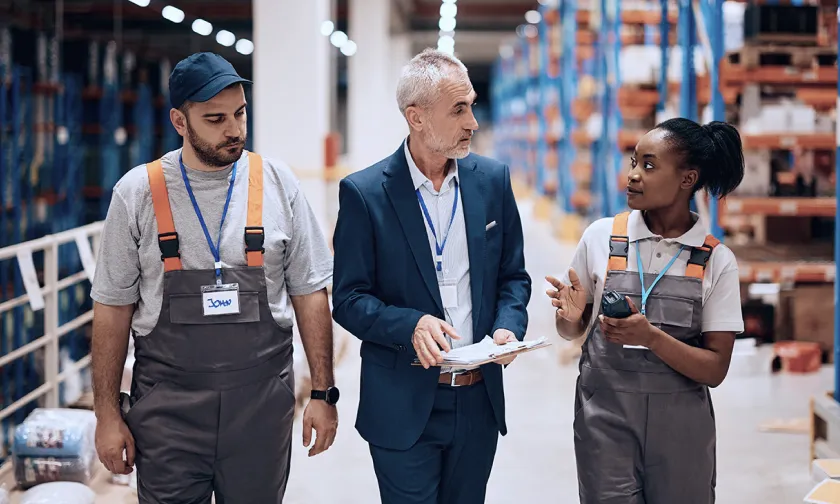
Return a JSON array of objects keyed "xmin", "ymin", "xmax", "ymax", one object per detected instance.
[{"xmin": 414, "ymin": 336, "xmax": 551, "ymax": 367}]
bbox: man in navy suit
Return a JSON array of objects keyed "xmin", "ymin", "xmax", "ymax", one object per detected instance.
[{"xmin": 331, "ymin": 48, "xmax": 532, "ymax": 504}]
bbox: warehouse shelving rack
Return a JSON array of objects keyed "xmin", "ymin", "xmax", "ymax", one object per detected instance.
[{"xmin": 493, "ymin": 0, "xmax": 840, "ymax": 441}]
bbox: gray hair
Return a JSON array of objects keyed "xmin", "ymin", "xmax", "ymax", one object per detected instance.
[{"xmin": 396, "ymin": 48, "xmax": 468, "ymax": 115}]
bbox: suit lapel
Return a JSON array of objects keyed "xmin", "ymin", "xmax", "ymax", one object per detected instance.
[
  {"xmin": 457, "ymin": 157, "xmax": 486, "ymax": 342},
  {"xmin": 383, "ymin": 147, "xmax": 444, "ymax": 313}
]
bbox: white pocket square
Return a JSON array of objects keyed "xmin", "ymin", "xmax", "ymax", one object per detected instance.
[{"xmin": 485, "ymin": 221, "xmax": 497, "ymax": 231}]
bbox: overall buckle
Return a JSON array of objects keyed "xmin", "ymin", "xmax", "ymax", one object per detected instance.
[
  {"xmin": 158, "ymin": 232, "xmax": 180, "ymax": 261},
  {"xmin": 244, "ymin": 226, "xmax": 265, "ymax": 254},
  {"xmin": 609, "ymin": 236, "xmax": 629, "ymax": 258}
]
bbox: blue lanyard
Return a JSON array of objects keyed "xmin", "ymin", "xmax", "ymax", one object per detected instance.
[
  {"xmin": 635, "ymin": 241, "xmax": 686, "ymax": 316},
  {"xmin": 179, "ymin": 155, "xmax": 237, "ymax": 285},
  {"xmin": 416, "ymin": 179, "xmax": 459, "ymax": 272}
]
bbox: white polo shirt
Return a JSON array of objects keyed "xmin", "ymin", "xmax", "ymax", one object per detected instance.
[{"xmin": 561, "ymin": 210, "xmax": 744, "ymax": 335}]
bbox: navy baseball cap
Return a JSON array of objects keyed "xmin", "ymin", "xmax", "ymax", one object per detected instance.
[{"xmin": 169, "ymin": 52, "xmax": 251, "ymax": 109}]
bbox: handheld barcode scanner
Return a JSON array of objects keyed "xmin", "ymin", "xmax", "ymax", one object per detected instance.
[{"xmin": 601, "ymin": 290, "xmax": 633, "ymax": 319}]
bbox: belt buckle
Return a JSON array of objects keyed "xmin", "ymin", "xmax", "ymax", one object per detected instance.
[{"xmin": 450, "ymin": 370, "xmax": 463, "ymax": 387}]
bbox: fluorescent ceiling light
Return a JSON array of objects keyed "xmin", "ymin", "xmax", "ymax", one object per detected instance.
[
  {"xmin": 439, "ymin": 16, "xmax": 456, "ymax": 32},
  {"xmin": 340, "ymin": 40, "xmax": 357, "ymax": 57},
  {"xmin": 128, "ymin": 0, "xmax": 150, "ymax": 6},
  {"xmin": 438, "ymin": 35, "xmax": 455, "ymax": 48},
  {"xmin": 161, "ymin": 5, "xmax": 185, "ymax": 23},
  {"xmin": 525, "ymin": 10, "xmax": 542, "ymax": 24},
  {"xmin": 192, "ymin": 19, "xmax": 212, "ymax": 36},
  {"xmin": 440, "ymin": 3, "xmax": 457, "ymax": 18},
  {"xmin": 330, "ymin": 30, "xmax": 348, "ymax": 48},
  {"xmin": 235, "ymin": 39, "xmax": 254, "ymax": 55},
  {"xmin": 321, "ymin": 21, "xmax": 335, "ymax": 36},
  {"xmin": 216, "ymin": 30, "xmax": 236, "ymax": 47}
]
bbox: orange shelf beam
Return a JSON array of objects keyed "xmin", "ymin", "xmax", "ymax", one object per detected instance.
[
  {"xmin": 721, "ymin": 197, "xmax": 837, "ymax": 217},
  {"xmin": 742, "ymin": 133, "xmax": 835, "ymax": 150},
  {"xmin": 737, "ymin": 262, "xmax": 835, "ymax": 284}
]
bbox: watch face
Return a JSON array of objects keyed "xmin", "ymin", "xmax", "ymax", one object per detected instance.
[{"xmin": 327, "ymin": 387, "xmax": 340, "ymax": 404}]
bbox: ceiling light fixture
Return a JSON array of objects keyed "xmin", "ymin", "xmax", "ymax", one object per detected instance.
[
  {"xmin": 161, "ymin": 5, "xmax": 185, "ymax": 23},
  {"xmin": 191, "ymin": 19, "xmax": 212, "ymax": 36},
  {"xmin": 216, "ymin": 30, "xmax": 236, "ymax": 47},
  {"xmin": 235, "ymin": 39, "xmax": 254, "ymax": 55}
]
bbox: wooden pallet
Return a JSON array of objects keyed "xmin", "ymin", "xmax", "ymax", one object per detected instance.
[
  {"xmin": 727, "ymin": 44, "xmax": 837, "ymax": 70},
  {"xmin": 811, "ymin": 392, "xmax": 840, "ymax": 461}
]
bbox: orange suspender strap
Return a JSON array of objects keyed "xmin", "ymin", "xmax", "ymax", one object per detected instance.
[
  {"xmin": 146, "ymin": 159, "xmax": 183, "ymax": 272},
  {"xmin": 685, "ymin": 234, "xmax": 720, "ymax": 280},
  {"xmin": 245, "ymin": 152, "xmax": 265, "ymax": 267},
  {"xmin": 607, "ymin": 211, "xmax": 630, "ymax": 273}
]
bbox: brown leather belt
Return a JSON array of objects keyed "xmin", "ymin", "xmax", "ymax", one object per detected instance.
[{"xmin": 439, "ymin": 368, "xmax": 483, "ymax": 387}]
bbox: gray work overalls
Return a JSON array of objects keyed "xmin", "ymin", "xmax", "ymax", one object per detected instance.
[
  {"xmin": 575, "ymin": 211, "xmax": 719, "ymax": 504},
  {"xmin": 123, "ymin": 153, "xmax": 295, "ymax": 504}
]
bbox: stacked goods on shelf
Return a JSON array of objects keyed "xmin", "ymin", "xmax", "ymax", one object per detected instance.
[
  {"xmin": 0, "ymin": 20, "xmax": 183, "ymax": 466},
  {"xmin": 716, "ymin": 1, "xmax": 838, "ymax": 356},
  {"xmin": 11, "ymin": 409, "xmax": 97, "ymax": 489}
]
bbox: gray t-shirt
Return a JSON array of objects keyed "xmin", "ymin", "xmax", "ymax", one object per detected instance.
[{"xmin": 90, "ymin": 148, "xmax": 333, "ymax": 336}]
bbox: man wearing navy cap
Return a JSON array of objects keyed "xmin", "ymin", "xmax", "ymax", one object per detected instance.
[{"xmin": 90, "ymin": 52, "xmax": 339, "ymax": 503}]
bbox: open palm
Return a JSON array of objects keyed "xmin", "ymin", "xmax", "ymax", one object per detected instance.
[{"xmin": 545, "ymin": 268, "xmax": 587, "ymax": 322}]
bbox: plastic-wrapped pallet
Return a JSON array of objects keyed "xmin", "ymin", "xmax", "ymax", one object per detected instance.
[
  {"xmin": 14, "ymin": 408, "xmax": 96, "ymax": 458},
  {"xmin": 13, "ymin": 454, "xmax": 96, "ymax": 489},
  {"xmin": 20, "ymin": 482, "xmax": 95, "ymax": 504},
  {"xmin": 12, "ymin": 408, "xmax": 97, "ymax": 489}
]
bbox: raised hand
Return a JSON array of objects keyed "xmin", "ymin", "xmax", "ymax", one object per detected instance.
[{"xmin": 545, "ymin": 268, "xmax": 587, "ymax": 323}]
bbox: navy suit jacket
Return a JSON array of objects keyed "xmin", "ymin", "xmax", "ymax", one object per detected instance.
[{"xmin": 331, "ymin": 144, "xmax": 531, "ymax": 451}]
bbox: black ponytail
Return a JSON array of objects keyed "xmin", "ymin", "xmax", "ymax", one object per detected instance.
[{"xmin": 655, "ymin": 118, "xmax": 745, "ymax": 198}]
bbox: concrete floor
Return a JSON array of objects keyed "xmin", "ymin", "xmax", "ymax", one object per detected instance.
[{"xmin": 284, "ymin": 200, "xmax": 834, "ymax": 504}]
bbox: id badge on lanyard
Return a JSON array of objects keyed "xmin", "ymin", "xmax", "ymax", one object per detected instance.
[
  {"xmin": 202, "ymin": 283, "xmax": 241, "ymax": 316},
  {"xmin": 180, "ymin": 155, "xmax": 242, "ymax": 317}
]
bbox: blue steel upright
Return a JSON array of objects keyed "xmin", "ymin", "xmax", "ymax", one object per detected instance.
[
  {"xmin": 834, "ymin": 4, "xmax": 840, "ymax": 403},
  {"xmin": 559, "ymin": 0, "xmax": 578, "ymax": 214},
  {"xmin": 679, "ymin": 0, "xmax": 697, "ymax": 121}
]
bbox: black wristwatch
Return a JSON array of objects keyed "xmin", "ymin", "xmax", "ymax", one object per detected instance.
[{"xmin": 310, "ymin": 386, "xmax": 340, "ymax": 405}]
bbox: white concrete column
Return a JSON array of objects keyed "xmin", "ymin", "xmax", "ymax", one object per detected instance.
[
  {"xmin": 253, "ymin": 0, "xmax": 332, "ymax": 233},
  {"xmin": 348, "ymin": 0, "xmax": 410, "ymax": 171}
]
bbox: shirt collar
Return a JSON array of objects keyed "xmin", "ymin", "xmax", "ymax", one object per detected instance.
[
  {"xmin": 627, "ymin": 210, "xmax": 708, "ymax": 248},
  {"xmin": 404, "ymin": 137, "xmax": 459, "ymax": 192}
]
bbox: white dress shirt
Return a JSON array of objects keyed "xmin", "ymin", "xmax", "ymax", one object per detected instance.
[{"xmin": 404, "ymin": 139, "xmax": 474, "ymax": 373}]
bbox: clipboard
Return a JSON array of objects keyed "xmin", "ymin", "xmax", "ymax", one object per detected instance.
[{"xmin": 411, "ymin": 337, "xmax": 552, "ymax": 367}]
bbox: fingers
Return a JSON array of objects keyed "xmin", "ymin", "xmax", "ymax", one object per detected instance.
[
  {"xmin": 439, "ymin": 320, "xmax": 461, "ymax": 341},
  {"xmin": 428, "ymin": 325, "xmax": 450, "ymax": 355},
  {"xmin": 309, "ymin": 429, "xmax": 329, "ymax": 457},
  {"xmin": 415, "ymin": 337, "xmax": 436, "ymax": 369},
  {"xmin": 302, "ymin": 414, "xmax": 313, "ymax": 448},
  {"xmin": 544, "ymin": 275, "xmax": 564, "ymax": 289},
  {"xmin": 124, "ymin": 432, "xmax": 136, "ymax": 469},
  {"xmin": 110, "ymin": 449, "xmax": 127, "ymax": 475},
  {"xmin": 625, "ymin": 296, "xmax": 639, "ymax": 314},
  {"xmin": 568, "ymin": 268, "xmax": 583, "ymax": 289},
  {"xmin": 308, "ymin": 420, "xmax": 338, "ymax": 457}
]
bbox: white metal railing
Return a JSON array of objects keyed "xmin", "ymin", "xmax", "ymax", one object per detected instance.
[{"xmin": 0, "ymin": 221, "xmax": 104, "ymax": 422}]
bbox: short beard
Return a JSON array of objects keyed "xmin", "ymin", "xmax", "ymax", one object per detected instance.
[
  {"xmin": 426, "ymin": 126, "xmax": 470, "ymax": 160},
  {"xmin": 186, "ymin": 119, "xmax": 245, "ymax": 167}
]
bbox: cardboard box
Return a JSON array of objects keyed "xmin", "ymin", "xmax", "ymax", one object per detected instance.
[
  {"xmin": 805, "ymin": 478, "xmax": 840, "ymax": 503},
  {"xmin": 778, "ymin": 284, "xmax": 834, "ymax": 361},
  {"xmin": 733, "ymin": 151, "xmax": 772, "ymax": 197},
  {"xmin": 813, "ymin": 459, "xmax": 840, "ymax": 485}
]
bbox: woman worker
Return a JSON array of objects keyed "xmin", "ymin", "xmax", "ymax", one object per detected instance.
[{"xmin": 546, "ymin": 118, "xmax": 746, "ymax": 504}]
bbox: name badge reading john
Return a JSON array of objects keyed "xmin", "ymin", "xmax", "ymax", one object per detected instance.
[{"xmin": 201, "ymin": 284, "xmax": 241, "ymax": 316}]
